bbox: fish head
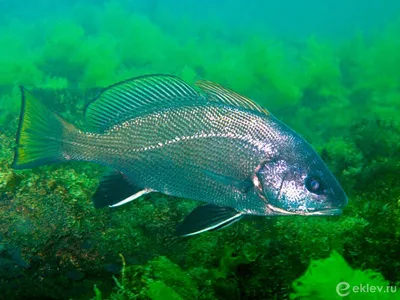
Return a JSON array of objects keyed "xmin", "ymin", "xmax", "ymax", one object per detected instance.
[{"xmin": 255, "ymin": 143, "xmax": 348, "ymax": 216}]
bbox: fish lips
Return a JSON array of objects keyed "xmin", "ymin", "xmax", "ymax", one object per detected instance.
[
  {"xmin": 303, "ymin": 207, "xmax": 343, "ymax": 216},
  {"xmin": 266, "ymin": 203, "xmax": 343, "ymax": 216}
]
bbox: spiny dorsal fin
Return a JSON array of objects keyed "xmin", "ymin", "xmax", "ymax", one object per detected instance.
[
  {"xmin": 84, "ymin": 74, "xmax": 202, "ymax": 132},
  {"xmin": 196, "ymin": 80, "xmax": 270, "ymax": 116}
]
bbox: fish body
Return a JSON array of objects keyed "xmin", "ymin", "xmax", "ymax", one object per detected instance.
[{"xmin": 13, "ymin": 75, "xmax": 348, "ymax": 236}]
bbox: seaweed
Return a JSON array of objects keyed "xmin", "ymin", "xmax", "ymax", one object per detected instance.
[{"xmin": 0, "ymin": 1, "xmax": 400, "ymax": 299}]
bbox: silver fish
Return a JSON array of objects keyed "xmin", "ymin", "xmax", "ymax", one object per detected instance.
[{"xmin": 12, "ymin": 74, "xmax": 348, "ymax": 236}]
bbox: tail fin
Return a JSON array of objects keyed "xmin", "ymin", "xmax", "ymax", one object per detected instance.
[{"xmin": 12, "ymin": 86, "xmax": 79, "ymax": 169}]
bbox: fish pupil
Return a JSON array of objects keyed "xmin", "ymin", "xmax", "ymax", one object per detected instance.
[
  {"xmin": 310, "ymin": 180, "xmax": 319, "ymax": 191},
  {"xmin": 306, "ymin": 176, "xmax": 322, "ymax": 194}
]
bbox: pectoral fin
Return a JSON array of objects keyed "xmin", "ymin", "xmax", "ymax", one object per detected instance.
[
  {"xmin": 202, "ymin": 170, "xmax": 253, "ymax": 192},
  {"xmin": 92, "ymin": 170, "xmax": 153, "ymax": 208},
  {"xmin": 176, "ymin": 204, "xmax": 243, "ymax": 237}
]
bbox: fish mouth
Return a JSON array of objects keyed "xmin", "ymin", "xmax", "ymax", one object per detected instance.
[
  {"xmin": 265, "ymin": 204, "xmax": 343, "ymax": 216},
  {"xmin": 304, "ymin": 208, "xmax": 343, "ymax": 216}
]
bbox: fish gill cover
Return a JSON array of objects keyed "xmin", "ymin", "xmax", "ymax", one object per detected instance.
[{"xmin": 0, "ymin": 0, "xmax": 399, "ymax": 299}]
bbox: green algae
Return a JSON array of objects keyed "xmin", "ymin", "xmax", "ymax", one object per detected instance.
[
  {"xmin": 0, "ymin": 1, "xmax": 400, "ymax": 299},
  {"xmin": 290, "ymin": 251, "xmax": 399, "ymax": 300}
]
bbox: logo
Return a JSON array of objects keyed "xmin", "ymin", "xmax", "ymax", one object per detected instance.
[{"xmin": 336, "ymin": 282, "xmax": 397, "ymax": 297}]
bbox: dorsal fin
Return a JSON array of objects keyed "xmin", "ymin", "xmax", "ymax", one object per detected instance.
[
  {"xmin": 84, "ymin": 74, "xmax": 202, "ymax": 132},
  {"xmin": 196, "ymin": 80, "xmax": 270, "ymax": 116}
]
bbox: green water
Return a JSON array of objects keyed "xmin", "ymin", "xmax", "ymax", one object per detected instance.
[{"xmin": 0, "ymin": 1, "xmax": 399, "ymax": 299}]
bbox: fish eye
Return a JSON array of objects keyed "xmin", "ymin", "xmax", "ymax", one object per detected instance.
[{"xmin": 306, "ymin": 176, "xmax": 323, "ymax": 194}]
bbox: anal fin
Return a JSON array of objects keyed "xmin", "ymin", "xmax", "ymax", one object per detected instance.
[
  {"xmin": 92, "ymin": 170, "xmax": 152, "ymax": 208},
  {"xmin": 176, "ymin": 204, "xmax": 243, "ymax": 237}
]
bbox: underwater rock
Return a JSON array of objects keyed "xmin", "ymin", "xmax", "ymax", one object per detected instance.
[
  {"xmin": 0, "ymin": 170, "xmax": 22, "ymax": 193},
  {"xmin": 66, "ymin": 270, "xmax": 85, "ymax": 281},
  {"xmin": 104, "ymin": 263, "xmax": 122, "ymax": 274}
]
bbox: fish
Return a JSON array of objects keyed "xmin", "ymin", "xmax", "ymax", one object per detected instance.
[{"xmin": 12, "ymin": 74, "xmax": 348, "ymax": 236}]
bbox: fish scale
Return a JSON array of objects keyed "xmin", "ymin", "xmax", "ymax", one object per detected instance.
[{"xmin": 77, "ymin": 104, "xmax": 271, "ymax": 213}]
